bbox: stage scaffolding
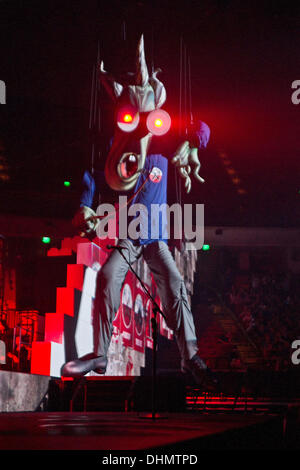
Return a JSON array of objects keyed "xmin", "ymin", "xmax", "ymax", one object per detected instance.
[{"xmin": 0, "ymin": 309, "xmax": 39, "ymax": 371}]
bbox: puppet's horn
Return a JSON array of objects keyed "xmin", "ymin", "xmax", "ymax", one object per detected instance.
[
  {"xmin": 136, "ymin": 35, "xmax": 149, "ymax": 87},
  {"xmin": 149, "ymin": 68, "xmax": 167, "ymax": 108}
]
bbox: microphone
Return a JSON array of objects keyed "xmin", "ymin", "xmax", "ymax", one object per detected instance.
[{"xmin": 106, "ymin": 244, "xmax": 127, "ymax": 251}]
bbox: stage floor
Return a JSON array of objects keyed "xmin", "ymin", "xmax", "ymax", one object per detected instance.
[{"xmin": 0, "ymin": 411, "xmax": 286, "ymax": 450}]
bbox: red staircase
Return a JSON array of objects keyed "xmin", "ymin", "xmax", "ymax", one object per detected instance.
[{"xmin": 30, "ymin": 236, "xmax": 174, "ymax": 378}]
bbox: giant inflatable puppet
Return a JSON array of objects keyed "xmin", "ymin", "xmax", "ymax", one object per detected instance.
[{"xmin": 61, "ymin": 35, "xmax": 214, "ymax": 386}]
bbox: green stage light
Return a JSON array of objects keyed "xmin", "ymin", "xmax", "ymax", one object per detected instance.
[
  {"xmin": 202, "ymin": 244, "xmax": 211, "ymax": 251},
  {"xmin": 42, "ymin": 236, "xmax": 51, "ymax": 244},
  {"xmin": 64, "ymin": 180, "xmax": 71, "ymax": 187}
]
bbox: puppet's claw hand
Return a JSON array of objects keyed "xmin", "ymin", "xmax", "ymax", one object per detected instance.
[
  {"xmin": 172, "ymin": 141, "xmax": 205, "ymax": 193},
  {"xmin": 72, "ymin": 206, "xmax": 99, "ymax": 237}
]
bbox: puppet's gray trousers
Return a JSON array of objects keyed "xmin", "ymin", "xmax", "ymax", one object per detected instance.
[{"xmin": 93, "ymin": 239, "xmax": 198, "ymax": 363}]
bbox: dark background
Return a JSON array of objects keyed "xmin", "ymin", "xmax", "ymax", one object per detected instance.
[{"xmin": 0, "ymin": 0, "xmax": 299, "ymax": 226}]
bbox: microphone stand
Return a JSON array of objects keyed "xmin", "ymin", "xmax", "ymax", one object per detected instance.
[{"xmin": 109, "ymin": 245, "xmax": 167, "ymax": 420}]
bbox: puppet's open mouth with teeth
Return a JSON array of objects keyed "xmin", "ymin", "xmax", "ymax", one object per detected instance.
[
  {"xmin": 118, "ymin": 153, "xmax": 139, "ymax": 179},
  {"xmin": 104, "ymin": 129, "xmax": 152, "ymax": 191}
]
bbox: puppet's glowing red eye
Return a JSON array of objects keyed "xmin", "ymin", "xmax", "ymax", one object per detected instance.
[
  {"xmin": 147, "ymin": 110, "xmax": 171, "ymax": 136},
  {"xmin": 117, "ymin": 107, "xmax": 139, "ymax": 132}
]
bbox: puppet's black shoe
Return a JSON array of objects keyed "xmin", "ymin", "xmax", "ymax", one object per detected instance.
[
  {"xmin": 182, "ymin": 354, "xmax": 220, "ymax": 390},
  {"xmin": 61, "ymin": 353, "xmax": 107, "ymax": 377}
]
